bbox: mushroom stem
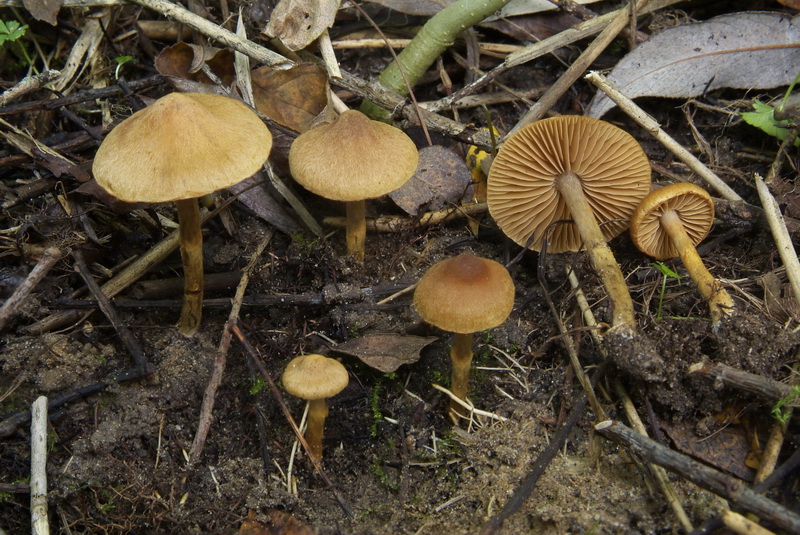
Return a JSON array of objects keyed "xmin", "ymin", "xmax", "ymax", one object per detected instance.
[
  {"xmin": 660, "ymin": 210, "xmax": 734, "ymax": 325},
  {"xmin": 305, "ymin": 398, "xmax": 329, "ymax": 461},
  {"xmin": 449, "ymin": 332, "xmax": 474, "ymax": 417},
  {"xmin": 345, "ymin": 200, "xmax": 367, "ymax": 263},
  {"xmin": 556, "ymin": 172, "xmax": 636, "ymax": 329},
  {"xmin": 175, "ymin": 198, "xmax": 204, "ymax": 336}
]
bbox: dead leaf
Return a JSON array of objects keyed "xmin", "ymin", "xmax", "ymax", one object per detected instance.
[
  {"xmin": 587, "ymin": 12, "xmax": 800, "ymax": 118},
  {"xmin": 264, "ymin": 0, "xmax": 340, "ymax": 51},
  {"xmin": 229, "ymin": 175, "xmax": 302, "ymax": 236},
  {"xmin": 155, "ymin": 43, "xmax": 235, "ymax": 86},
  {"xmin": 365, "ymin": 0, "xmax": 597, "ymax": 18},
  {"xmin": 662, "ymin": 418, "xmax": 755, "ymax": 481},
  {"xmin": 252, "ymin": 63, "xmax": 330, "ymax": 133},
  {"xmin": 334, "ymin": 333, "xmax": 437, "ymax": 372},
  {"xmin": 389, "ymin": 146, "xmax": 473, "ymax": 216},
  {"xmin": 23, "ymin": 0, "xmax": 61, "ymax": 25},
  {"xmin": 239, "ymin": 509, "xmax": 317, "ymax": 535}
]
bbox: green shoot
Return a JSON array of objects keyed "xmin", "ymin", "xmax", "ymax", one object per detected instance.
[
  {"xmin": 114, "ymin": 55, "xmax": 135, "ymax": 79},
  {"xmin": 771, "ymin": 385, "xmax": 800, "ymax": 426},
  {"xmin": 741, "ymin": 71, "xmax": 800, "ymax": 146},
  {"xmin": 652, "ymin": 261, "xmax": 681, "ymax": 321}
]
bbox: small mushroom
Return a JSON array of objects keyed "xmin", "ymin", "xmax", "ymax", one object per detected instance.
[
  {"xmin": 282, "ymin": 354, "xmax": 349, "ymax": 461},
  {"xmin": 93, "ymin": 92, "xmax": 272, "ymax": 335},
  {"xmin": 487, "ymin": 116, "xmax": 651, "ymax": 331},
  {"xmin": 288, "ymin": 110, "xmax": 418, "ymax": 262},
  {"xmin": 413, "ymin": 253, "xmax": 515, "ymax": 419},
  {"xmin": 630, "ymin": 183, "xmax": 734, "ymax": 327}
]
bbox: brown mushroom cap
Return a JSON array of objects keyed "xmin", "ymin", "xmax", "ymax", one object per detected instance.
[
  {"xmin": 93, "ymin": 92, "xmax": 272, "ymax": 203},
  {"xmin": 413, "ymin": 253, "xmax": 515, "ymax": 334},
  {"xmin": 282, "ymin": 354, "xmax": 349, "ymax": 400},
  {"xmin": 630, "ymin": 183, "xmax": 715, "ymax": 260},
  {"xmin": 487, "ymin": 116, "xmax": 651, "ymax": 253},
  {"xmin": 288, "ymin": 110, "xmax": 419, "ymax": 201}
]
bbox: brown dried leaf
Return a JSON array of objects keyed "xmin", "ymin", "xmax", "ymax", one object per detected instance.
[
  {"xmin": 155, "ymin": 43, "xmax": 235, "ymax": 86},
  {"xmin": 264, "ymin": 0, "xmax": 340, "ymax": 51},
  {"xmin": 334, "ymin": 333, "xmax": 437, "ymax": 373},
  {"xmin": 662, "ymin": 418, "xmax": 755, "ymax": 481},
  {"xmin": 23, "ymin": 0, "xmax": 61, "ymax": 25},
  {"xmin": 252, "ymin": 63, "xmax": 330, "ymax": 133},
  {"xmin": 389, "ymin": 146, "xmax": 473, "ymax": 216}
]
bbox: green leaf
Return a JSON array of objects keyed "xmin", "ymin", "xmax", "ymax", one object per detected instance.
[
  {"xmin": 114, "ymin": 55, "xmax": 134, "ymax": 66},
  {"xmin": 652, "ymin": 261, "xmax": 681, "ymax": 280},
  {"xmin": 0, "ymin": 20, "xmax": 28, "ymax": 46},
  {"xmin": 741, "ymin": 100, "xmax": 800, "ymax": 146}
]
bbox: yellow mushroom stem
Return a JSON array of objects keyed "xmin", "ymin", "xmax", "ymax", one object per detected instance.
[
  {"xmin": 345, "ymin": 199, "xmax": 367, "ymax": 263},
  {"xmin": 175, "ymin": 198, "xmax": 204, "ymax": 336},
  {"xmin": 660, "ymin": 210, "xmax": 735, "ymax": 325},
  {"xmin": 449, "ymin": 332, "xmax": 474, "ymax": 418},
  {"xmin": 305, "ymin": 398, "xmax": 329, "ymax": 461},
  {"xmin": 556, "ymin": 172, "xmax": 636, "ymax": 329}
]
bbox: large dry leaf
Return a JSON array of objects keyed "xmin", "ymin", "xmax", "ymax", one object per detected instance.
[
  {"xmin": 389, "ymin": 146, "xmax": 473, "ymax": 216},
  {"xmin": 334, "ymin": 333, "xmax": 437, "ymax": 373},
  {"xmin": 263, "ymin": 0, "xmax": 340, "ymax": 51},
  {"xmin": 154, "ymin": 43, "xmax": 235, "ymax": 87},
  {"xmin": 23, "ymin": 0, "xmax": 61, "ymax": 25},
  {"xmin": 587, "ymin": 12, "xmax": 800, "ymax": 118},
  {"xmin": 252, "ymin": 63, "xmax": 330, "ymax": 133},
  {"xmin": 365, "ymin": 0, "xmax": 596, "ymax": 18}
]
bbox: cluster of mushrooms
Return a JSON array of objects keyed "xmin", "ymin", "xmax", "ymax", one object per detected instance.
[{"xmin": 92, "ymin": 92, "xmax": 733, "ymax": 461}]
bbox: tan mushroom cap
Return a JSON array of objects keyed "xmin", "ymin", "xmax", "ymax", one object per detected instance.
[
  {"xmin": 288, "ymin": 110, "xmax": 419, "ymax": 201},
  {"xmin": 487, "ymin": 116, "xmax": 651, "ymax": 253},
  {"xmin": 282, "ymin": 354, "xmax": 349, "ymax": 400},
  {"xmin": 630, "ymin": 183, "xmax": 715, "ymax": 260},
  {"xmin": 414, "ymin": 253, "xmax": 515, "ymax": 334},
  {"xmin": 93, "ymin": 92, "xmax": 272, "ymax": 203}
]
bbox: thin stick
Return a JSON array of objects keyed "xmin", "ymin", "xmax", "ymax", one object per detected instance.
[
  {"xmin": 73, "ymin": 249, "xmax": 154, "ymax": 375},
  {"xmin": 231, "ymin": 324, "xmax": 353, "ymax": 518},
  {"xmin": 568, "ymin": 267, "xmax": 694, "ymax": 531},
  {"xmin": 479, "ymin": 393, "xmax": 588, "ymax": 535},
  {"xmin": 0, "ymin": 247, "xmax": 64, "ymax": 331},
  {"xmin": 585, "ymin": 71, "xmax": 743, "ymax": 202},
  {"xmin": 30, "ymin": 396, "xmax": 49, "ymax": 535},
  {"xmin": 755, "ymin": 173, "xmax": 800, "ymax": 311},
  {"xmin": 722, "ymin": 510, "xmax": 776, "ymax": 535},
  {"xmin": 430, "ymin": 384, "xmax": 508, "ymax": 422},
  {"xmin": 509, "ymin": 0, "xmax": 643, "ymax": 134},
  {"xmin": 189, "ymin": 230, "xmax": 274, "ymax": 464},
  {"xmin": 0, "ymin": 69, "xmax": 61, "ymax": 107},
  {"xmin": 595, "ymin": 420, "xmax": 800, "ymax": 534},
  {"xmin": 324, "ymin": 202, "xmax": 487, "ymax": 232},
  {"xmin": 688, "ymin": 362, "xmax": 799, "ymax": 405}
]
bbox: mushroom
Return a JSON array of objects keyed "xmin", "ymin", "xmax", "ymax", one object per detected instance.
[
  {"xmin": 487, "ymin": 115, "xmax": 651, "ymax": 331},
  {"xmin": 630, "ymin": 182, "xmax": 734, "ymax": 327},
  {"xmin": 282, "ymin": 354, "xmax": 349, "ymax": 461},
  {"xmin": 92, "ymin": 92, "xmax": 272, "ymax": 336},
  {"xmin": 288, "ymin": 110, "xmax": 418, "ymax": 262},
  {"xmin": 413, "ymin": 253, "xmax": 515, "ymax": 419}
]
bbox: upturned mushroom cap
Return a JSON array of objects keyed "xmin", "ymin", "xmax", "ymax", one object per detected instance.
[
  {"xmin": 487, "ymin": 116, "xmax": 651, "ymax": 253},
  {"xmin": 413, "ymin": 253, "xmax": 515, "ymax": 334},
  {"xmin": 282, "ymin": 354, "xmax": 349, "ymax": 400},
  {"xmin": 630, "ymin": 183, "xmax": 715, "ymax": 260},
  {"xmin": 93, "ymin": 92, "xmax": 272, "ymax": 203},
  {"xmin": 288, "ymin": 110, "xmax": 419, "ymax": 201}
]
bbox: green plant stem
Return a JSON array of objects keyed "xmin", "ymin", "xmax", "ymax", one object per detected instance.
[{"xmin": 361, "ymin": 0, "xmax": 511, "ymax": 121}]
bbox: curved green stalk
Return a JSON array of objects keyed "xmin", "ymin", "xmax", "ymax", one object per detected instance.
[{"xmin": 361, "ymin": 0, "xmax": 511, "ymax": 121}]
